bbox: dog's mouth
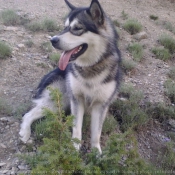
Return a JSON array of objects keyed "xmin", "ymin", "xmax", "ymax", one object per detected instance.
[{"xmin": 59, "ymin": 44, "xmax": 88, "ymax": 70}]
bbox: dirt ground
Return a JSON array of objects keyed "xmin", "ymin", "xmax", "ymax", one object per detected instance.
[{"xmin": 0, "ymin": 0, "xmax": 175, "ymax": 174}]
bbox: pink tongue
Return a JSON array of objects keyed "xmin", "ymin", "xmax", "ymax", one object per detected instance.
[{"xmin": 58, "ymin": 47, "xmax": 79, "ymax": 70}]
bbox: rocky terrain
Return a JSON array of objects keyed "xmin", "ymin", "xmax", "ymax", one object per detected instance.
[{"xmin": 0, "ymin": 0, "xmax": 175, "ymax": 174}]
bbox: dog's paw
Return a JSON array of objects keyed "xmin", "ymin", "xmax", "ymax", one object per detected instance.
[{"xmin": 19, "ymin": 127, "xmax": 31, "ymax": 143}]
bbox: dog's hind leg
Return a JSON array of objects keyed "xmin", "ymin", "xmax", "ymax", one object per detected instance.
[
  {"xmin": 90, "ymin": 103, "xmax": 108, "ymax": 154},
  {"xmin": 19, "ymin": 105, "xmax": 44, "ymax": 143}
]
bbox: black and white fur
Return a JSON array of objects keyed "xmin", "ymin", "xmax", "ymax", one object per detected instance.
[{"xmin": 19, "ymin": 0, "xmax": 122, "ymax": 153}]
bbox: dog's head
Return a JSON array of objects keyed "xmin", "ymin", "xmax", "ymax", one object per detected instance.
[{"xmin": 51, "ymin": 0, "xmax": 112, "ymax": 70}]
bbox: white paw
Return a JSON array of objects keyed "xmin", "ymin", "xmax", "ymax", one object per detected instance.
[{"xmin": 19, "ymin": 126, "xmax": 31, "ymax": 143}]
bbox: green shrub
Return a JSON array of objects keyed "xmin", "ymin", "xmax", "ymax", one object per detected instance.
[
  {"xmin": 26, "ymin": 21, "xmax": 42, "ymax": 32},
  {"xmin": 110, "ymin": 84, "xmax": 148, "ymax": 132},
  {"xmin": 164, "ymin": 80, "xmax": 175, "ymax": 103},
  {"xmin": 159, "ymin": 34, "xmax": 175, "ymax": 54},
  {"xmin": 49, "ymin": 53, "xmax": 60, "ymax": 66},
  {"xmin": 168, "ymin": 66, "xmax": 175, "ymax": 80},
  {"xmin": 0, "ymin": 98, "xmax": 13, "ymax": 115},
  {"xmin": 42, "ymin": 19, "xmax": 59, "ymax": 32},
  {"xmin": 25, "ymin": 40, "xmax": 34, "ymax": 48},
  {"xmin": 121, "ymin": 59, "xmax": 137, "ymax": 74},
  {"xmin": 121, "ymin": 10, "xmax": 129, "ymax": 20},
  {"xmin": 123, "ymin": 19, "xmax": 142, "ymax": 35},
  {"xmin": 149, "ymin": 15, "xmax": 158, "ymax": 20},
  {"xmin": 162, "ymin": 21, "xmax": 175, "ymax": 34},
  {"xmin": 1, "ymin": 9, "xmax": 20, "ymax": 25},
  {"xmin": 113, "ymin": 19, "xmax": 120, "ymax": 27},
  {"xmin": 152, "ymin": 47, "xmax": 171, "ymax": 61},
  {"xmin": 40, "ymin": 42, "xmax": 52, "ymax": 52},
  {"xmin": 0, "ymin": 41, "xmax": 12, "ymax": 59},
  {"xmin": 128, "ymin": 43, "xmax": 143, "ymax": 62}
]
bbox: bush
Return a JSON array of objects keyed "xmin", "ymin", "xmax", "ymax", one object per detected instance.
[
  {"xmin": 128, "ymin": 43, "xmax": 143, "ymax": 62},
  {"xmin": 123, "ymin": 19, "xmax": 142, "ymax": 35},
  {"xmin": 159, "ymin": 34, "xmax": 175, "ymax": 54},
  {"xmin": 26, "ymin": 21, "xmax": 42, "ymax": 32},
  {"xmin": 152, "ymin": 47, "xmax": 171, "ymax": 61},
  {"xmin": 49, "ymin": 53, "xmax": 60, "ymax": 66},
  {"xmin": 149, "ymin": 15, "xmax": 158, "ymax": 20},
  {"xmin": 0, "ymin": 41, "xmax": 12, "ymax": 59},
  {"xmin": 121, "ymin": 59, "xmax": 137, "ymax": 74},
  {"xmin": 168, "ymin": 66, "xmax": 175, "ymax": 80},
  {"xmin": 164, "ymin": 80, "xmax": 175, "ymax": 103},
  {"xmin": 1, "ymin": 9, "xmax": 20, "ymax": 26}
]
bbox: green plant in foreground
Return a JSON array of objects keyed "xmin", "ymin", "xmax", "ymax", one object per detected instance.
[
  {"xmin": 49, "ymin": 53, "xmax": 60, "ymax": 66},
  {"xmin": 121, "ymin": 10, "xmax": 129, "ymax": 20},
  {"xmin": 128, "ymin": 43, "xmax": 143, "ymax": 62},
  {"xmin": 26, "ymin": 21, "xmax": 42, "ymax": 32},
  {"xmin": 159, "ymin": 34, "xmax": 175, "ymax": 54},
  {"xmin": 1, "ymin": 9, "xmax": 20, "ymax": 25},
  {"xmin": 0, "ymin": 41, "xmax": 12, "ymax": 59},
  {"xmin": 40, "ymin": 42, "xmax": 52, "ymax": 52},
  {"xmin": 21, "ymin": 87, "xmax": 157, "ymax": 175},
  {"xmin": 152, "ymin": 47, "xmax": 171, "ymax": 61},
  {"xmin": 121, "ymin": 59, "xmax": 137, "ymax": 74},
  {"xmin": 42, "ymin": 18, "xmax": 59, "ymax": 32},
  {"xmin": 123, "ymin": 19, "xmax": 142, "ymax": 35}
]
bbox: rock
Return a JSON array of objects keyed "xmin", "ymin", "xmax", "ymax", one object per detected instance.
[
  {"xmin": 168, "ymin": 119, "xmax": 175, "ymax": 129},
  {"xmin": 0, "ymin": 162, "xmax": 6, "ymax": 167},
  {"xmin": 133, "ymin": 31, "xmax": 148, "ymax": 41},
  {"xmin": 18, "ymin": 165, "xmax": 28, "ymax": 170},
  {"xmin": 0, "ymin": 143, "xmax": 7, "ymax": 149},
  {"xmin": 4, "ymin": 26, "xmax": 18, "ymax": 31},
  {"xmin": 17, "ymin": 44, "xmax": 25, "ymax": 49}
]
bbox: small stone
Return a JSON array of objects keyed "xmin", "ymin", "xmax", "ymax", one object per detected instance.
[
  {"xmin": 4, "ymin": 26, "xmax": 18, "ymax": 31},
  {"xmin": 0, "ymin": 143, "xmax": 7, "ymax": 149},
  {"xmin": 2, "ymin": 170, "xmax": 9, "ymax": 174},
  {"xmin": 133, "ymin": 31, "xmax": 148, "ymax": 41},
  {"xmin": 17, "ymin": 44, "xmax": 25, "ymax": 49},
  {"xmin": 18, "ymin": 165, "xmax": 28, "ymax": 170},
  {"xmin": 0, "ymin": 163, "xmax": 6, "ymax": 167}
]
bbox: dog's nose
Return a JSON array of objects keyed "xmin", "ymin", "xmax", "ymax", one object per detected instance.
[{"xmin": 50, "ymin": 36, "xmax": 59, "ymax": 44}]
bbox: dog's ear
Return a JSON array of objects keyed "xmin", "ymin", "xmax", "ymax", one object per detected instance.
[
  {"xmin": 64, "ymin": 0, "xmax": 76, "ymax": 11},
  {"xmin": 87, "ymin": 0, "xmax": 104, "ymax": 25}
]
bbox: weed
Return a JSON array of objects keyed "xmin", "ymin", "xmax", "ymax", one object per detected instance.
[
  {"xmin": 121, "ymin": 59, "xmax": 137, "ymax": 74},
  {"xmin": 128, "ymin": 43, "xmax": 143, "ymax": 62},
  {"xmin": 1, "ymin": 9, "xmax": 20, "ymax": 26},
  {"xmin": 110, "ymin": 84, "xmax": 148, "ymax": 132},
  {"xmin": 40, "ymin": 42, "xmax": 52, "ymax": 52},
  {"xmin": 164, "ymin": 80, "xmax": 175, "ymax": 103},
  {"xmin": 152, "ymin": 47, "xmax": 171, "ymax": 61},
  {"xmin": 0, "ymin": 98, "xmax": 13, "ymax": 116},
  {"xmin": 123, "ymin": 19, "xmax": 142, "ymax": 35},
  {"xmin": 159, "ymin": 34, "xmax": 175, "ymax": 54},
  {"xmin": 149, "ymin": 15, "xmax": 158, "ymax": 20},
  {"xmin": 0, "ymin": 41, "xmax": 12, "ymax": 59},
  {"xmin": 42, "ymin": 18, "xmax": 59, "ymax": 32},
  {"xmin": 168, "ymin": 66, "xmax": 175, "ymax": 80},
  {"xmin": 162, "ymin": 21, "xmax": 175, "ymax": 34},
  {"xmin": 26, "ymin": 21, "xmax": 42, "ymax": 32},
  {"xmin": 25, "ymin": 40, "xmax": 34, "ymax": 48},
  {"xmin": 113, "ymin": 19, "xmax": 120, "ymax": 27},
  {"xmin": 49, "ymin": 53, "xmax": 60, "ymax": 66},
  {"xmin": 121, "ymin": 10, "xmax": 129, "ymax": 20}
]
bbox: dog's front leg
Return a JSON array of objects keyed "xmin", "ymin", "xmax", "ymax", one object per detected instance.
[
  {"xmin": 91, "ymin": 103, "xmax": 108, "ymax": 154},
  {"xmin": 71, "ymin": 97, "xmax": 84, "ymax": 150}
]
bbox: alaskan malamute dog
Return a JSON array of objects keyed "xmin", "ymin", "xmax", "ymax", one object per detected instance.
[{"xmin": 19, "ymin": 0, "xmax": 121, "ymax": 153}]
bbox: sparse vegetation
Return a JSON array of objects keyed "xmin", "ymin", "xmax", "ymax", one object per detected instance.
[
  {"xmin": 113, "ymin": 19, "xmax": 120, "ymax": 27},
  {"xmin": 121, "ymin": 10, "xmax": 129, "ymax": 20},
  {"xmin": 159, "ymin": 34, "xmax": 175, "ymax": 54},
  {"xmin": 26, "ymin": 18, "xmax": 59, "ymax": 32},
  {"xmin": 164, "ymin": 80, "xmax": 175, "ymax": 104},
  {"xmin": 162, "ymin": 21, "xmax": 175, "ymax": 34},
  {"xmin": 149, "ymin": 15, "xmax": 158, "ymax": 20},
  {"xmin": 168, "ymin": 66, "xmax": 175, "ymax": 80},
  {"xmin": 40, "ymin": 42, "xmax": 52, "ymax": 52},
  {"xmin": 1, "ymin": 9, "xmax": 20, "ymax": 26},
  {"xmin": 128, "ymin": 43, "xmax": 143, "ymax": 62},
  {"xmin": 123, "ymin": 19, "xmax": 142, "ymax": 35},
  {"xmin": 121, "ymin": 59, "xmax": 137, "ymax": 74},
  {"xmin": 152, "ymin": 47, "xmax": 171, "ymax": 61},
  {"xmin": 0, "ymin": 98, "xmax": 13, "ymax": 116},
  {"xmin": 0, "ymin": 41, "xmax": 12, "ymax": 59},
  {"xmin": 49, "ymin": 53, "xmax": 60, "ymax": 66},
  {"xmin": 25, "ymin": 40, "xmax": 34, "ymax": 48}
]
